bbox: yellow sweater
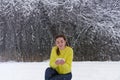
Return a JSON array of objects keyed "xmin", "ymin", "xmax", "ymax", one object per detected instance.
[{"xmin": 49, "ymin": 46, "xmax": 73, "ymax": 74}]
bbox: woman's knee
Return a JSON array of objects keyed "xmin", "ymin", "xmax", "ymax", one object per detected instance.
[
  {"xmin": 45, "ymin": 67, "xmax": 57, "ymax": 75},
  {"xmin": 46, "ymin": 67, "xmax": 55, "ymax": 73},
  {"xmin": 50, "ymin": 73, "xmax": 72, "ymax": 80}
]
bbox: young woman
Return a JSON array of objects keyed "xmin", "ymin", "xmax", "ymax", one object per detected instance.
[{"xmin": 45, "ymin": 34, "xmax": 74, "ymax": 80}]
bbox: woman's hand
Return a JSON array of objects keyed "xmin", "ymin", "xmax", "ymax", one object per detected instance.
[{"xmin": 55, "ymin": 58, "xmax": 65, "ymax": 65}]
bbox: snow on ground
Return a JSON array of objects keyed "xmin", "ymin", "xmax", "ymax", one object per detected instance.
[{"xmin": 0, "ymin": 61, "xmax": 120, "ymax": 80}]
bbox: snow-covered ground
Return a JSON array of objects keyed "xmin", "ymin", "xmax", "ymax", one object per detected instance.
[{"xmin": 0, "ymin": 61, "xmax": 120, "ymax": 80}]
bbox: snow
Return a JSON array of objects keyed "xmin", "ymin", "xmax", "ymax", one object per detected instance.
[{"xmin": 0, "ymin": 61, "xmax": 120, "ymax": 80}]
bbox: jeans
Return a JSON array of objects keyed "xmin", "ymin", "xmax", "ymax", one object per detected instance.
[{"xmin": 45, "ymin": 67, "xmax": 72, "ymax": 80}]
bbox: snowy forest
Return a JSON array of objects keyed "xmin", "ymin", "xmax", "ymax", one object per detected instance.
[{"xmin": 0, "ymin": 0, "xmax": 120, "ymax": 62}]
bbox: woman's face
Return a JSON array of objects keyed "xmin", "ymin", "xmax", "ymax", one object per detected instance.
[{"xmin": 55, "ymin": 37, "xmax": 66, "ymax": 50}]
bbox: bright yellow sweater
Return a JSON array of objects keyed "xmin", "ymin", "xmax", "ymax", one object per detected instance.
[{"xmin": 49, "ymin": 46, "xmax": 73, "ymax": 74}]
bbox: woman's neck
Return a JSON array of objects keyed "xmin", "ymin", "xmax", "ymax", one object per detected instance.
[{"xmin": 59, "ymin": 46, "xmax": 66, "ymax": 50}]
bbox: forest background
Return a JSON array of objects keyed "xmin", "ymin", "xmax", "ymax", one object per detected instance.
[{"xmin": 0, "ymin": 0, "xmax": 120, "ymax": 62}]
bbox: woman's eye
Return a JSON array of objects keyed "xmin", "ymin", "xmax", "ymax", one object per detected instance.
[{"xmin": 57, "ymin": 42, "xmax": 59, "ymax": 44}]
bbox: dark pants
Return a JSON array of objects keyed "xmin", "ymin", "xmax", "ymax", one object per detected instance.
[{"xmin": 45, "ymin": 67, "xmax": 72, "ymax": 80}]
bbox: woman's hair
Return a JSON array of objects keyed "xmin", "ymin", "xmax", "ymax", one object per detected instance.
[{"xmin": 55, "ymin": 34, "xmax": 69, "ymax": 56}]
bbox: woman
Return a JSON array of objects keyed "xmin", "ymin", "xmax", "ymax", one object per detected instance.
[{"xmin": 45, "ymin": 34, "xmax": 74, "ymax": 80}]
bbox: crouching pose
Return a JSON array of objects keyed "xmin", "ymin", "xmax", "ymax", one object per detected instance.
[{"xmin": 45, "ymin": 35, "xmax": 74, "ymax": 80}]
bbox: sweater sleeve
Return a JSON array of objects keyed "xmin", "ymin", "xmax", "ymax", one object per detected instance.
[
  {"xmin": 60, "ymin": 48, "xmax": 73, "ymax": 71},
  {"xmin": 49, "ymin": 47, "xmax": 58, "ymax": 69}
]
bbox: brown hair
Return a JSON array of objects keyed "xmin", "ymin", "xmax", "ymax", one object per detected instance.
[{"xmin": 55, "ymin": 35, "xmax": 68, "ymax": 56}]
